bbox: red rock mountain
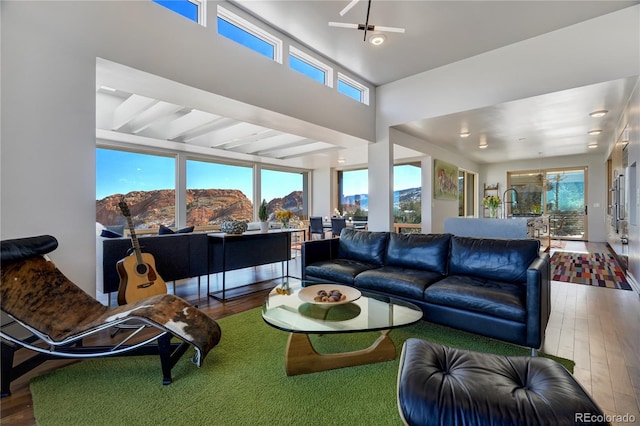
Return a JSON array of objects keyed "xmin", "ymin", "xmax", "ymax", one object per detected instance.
[{"xmin": 97, "ymin": 189, "xmax": 303, "ymax": 229}]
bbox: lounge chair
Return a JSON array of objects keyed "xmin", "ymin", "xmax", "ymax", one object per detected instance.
[{"xmin": 0, "ymin": 235, "xmax": 221, "ymax": 397}]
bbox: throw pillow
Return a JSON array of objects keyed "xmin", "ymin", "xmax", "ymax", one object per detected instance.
[
  {"xmin": 176, "ymin": 226, "xmax": 194, "ymax": 234},
  {"xmin": 159, "ymin": 225, "xmax": 195, "ymax": 235},
  {"xmin": 100, "ymin": 229, "xmax": 122, "ymax": 238}
]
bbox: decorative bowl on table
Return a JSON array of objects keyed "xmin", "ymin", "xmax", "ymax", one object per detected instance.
[
  {"xmin": 298, "ymin": 284, "xmax": 361, "ymax": 306},
  {"xmin": 220, "ymin": 220, "xmax": 248, "ymax": 234}
]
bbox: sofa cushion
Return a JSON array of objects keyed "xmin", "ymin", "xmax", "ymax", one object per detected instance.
[
  {"xmin": 355, "ymin": 266, "xmax": 444, "ymax": 300},
  {"xmin": 448, "ymin": 236, "xmax": 540, "ymax": 283},
  {"xmin": 338, "ymin": 228, "xmax": 389, "ymax": 266},
  {"xmin": 424, "ymin": 275, "xmax": 526, "ymax": 322},
  {"xmin": 305, "ymin": 259, "xmax": 378, "ymax": 285},
  {"xmin": 386, "ymin": 233, "xmax": 451, "ymax": 274}
]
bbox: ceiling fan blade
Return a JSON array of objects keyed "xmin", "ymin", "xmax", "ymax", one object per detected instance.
[
  {"xmin": 339, "ymin": 0, "xmax": 360, "ymax": 16},
  {"xmin": 328, "ymin": 22, "xmax": 359, "ymax": 29},
  {"xmin": 372, "ymin": 25, "xmax": 405, "ymax": 34}
]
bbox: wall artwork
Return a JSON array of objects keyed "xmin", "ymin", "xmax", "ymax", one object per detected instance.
[{"xmin": 434, "ymin": 159, "xmax": 459, "ymax": 200}]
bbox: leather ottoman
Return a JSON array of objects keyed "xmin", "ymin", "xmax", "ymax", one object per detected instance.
[{"xmin": 397, "ymin": 338, "xmax": 608, "ymax": 426}]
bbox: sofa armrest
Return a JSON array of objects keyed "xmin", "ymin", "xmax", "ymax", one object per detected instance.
[
  {"xmin": 525, "ymin": 253, "xmax": 551, "ymax": 349},
  {"xmin": 301, "ymin": 238, "xmax": 339, "ymax": 279}
]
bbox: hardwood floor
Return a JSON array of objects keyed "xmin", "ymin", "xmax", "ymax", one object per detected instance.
[{"xmin": 2, "ymin": 244, "xmax": 639, "ymax": 425}]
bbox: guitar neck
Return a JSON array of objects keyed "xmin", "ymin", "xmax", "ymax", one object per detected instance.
[{"xmin": 125, "ymin": 215, "xmax": 145, "ymax": 266}]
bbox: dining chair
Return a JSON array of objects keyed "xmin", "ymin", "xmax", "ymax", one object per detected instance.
[
  {"xmin": 309, "ymin": 217, "xmax": 326, "ymax": 240},
  {"xmin": 331, "ymin": 217, "xmax": 347, "ymax": 237}
]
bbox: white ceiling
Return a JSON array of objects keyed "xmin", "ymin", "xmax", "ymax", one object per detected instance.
[
  {"xmin": 96, "ymin": 1, "xmax": 639, "ymax": 166},
  {"xmin": 233, "ymin": 0, "xmax": 637, "ymax": 86}
]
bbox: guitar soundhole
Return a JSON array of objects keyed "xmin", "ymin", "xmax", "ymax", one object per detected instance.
[{"xmin": 136, "ymin": 263, "xmax": 149, "ymax": 275}]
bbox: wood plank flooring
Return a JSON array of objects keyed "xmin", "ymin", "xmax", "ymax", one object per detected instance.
[{"xmin": 2, "ymin": 243, "xmax": 639, "ymax": 425}]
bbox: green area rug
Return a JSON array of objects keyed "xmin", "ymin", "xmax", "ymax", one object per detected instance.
[{"xmin": 31, "ymin": 308, "xmax": 573, "ymax": 426}]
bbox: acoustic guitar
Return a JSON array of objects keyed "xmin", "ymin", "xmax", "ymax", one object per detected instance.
[{"xmin": 116, "ymin": 200, "xmax": 167, "ymax": 305}]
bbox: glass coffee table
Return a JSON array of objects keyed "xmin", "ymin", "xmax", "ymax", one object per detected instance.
[{"xmin": 262, "ymin": 280, "xmax": 423, "ymax": 376}]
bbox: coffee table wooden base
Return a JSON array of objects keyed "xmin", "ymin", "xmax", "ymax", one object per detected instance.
[{"xmin": 284, "ymin": 330, "xmax": 396, "ymax": 376}]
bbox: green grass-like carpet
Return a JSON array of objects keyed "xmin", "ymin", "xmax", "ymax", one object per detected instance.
[{"xmin": 30, "ymin": 308, "xmax": 573, "ymax": 426}]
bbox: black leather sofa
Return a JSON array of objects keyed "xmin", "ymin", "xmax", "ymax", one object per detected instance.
[{"xmin": 301, "ymin": 228, "xmax": 551, "ymax": 350}]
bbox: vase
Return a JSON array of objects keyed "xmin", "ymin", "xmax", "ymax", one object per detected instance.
[
  {"xmin": 259, "ymin": 221, "xmax": 269, "ymax": 232},
  {"xmin": 221, "ymin": 220, "xmax": 248, "ymax": 234},
  {"xmin": 281, "ymin": 219, "xmax": 289, "ymax": 229},
  {"xmin": 489, "ymin": 206, "xmax": 498, "ymax": 218}
]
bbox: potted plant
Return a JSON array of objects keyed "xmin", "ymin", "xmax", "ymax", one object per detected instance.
[{"xmin": 258, "ymin": 199, "xmax": 269, "ymax": 232}]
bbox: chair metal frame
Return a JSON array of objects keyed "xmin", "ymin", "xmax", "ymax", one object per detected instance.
[{"xmin": 0, "ymin": 235, "xmax": 220, "ymax": 397}]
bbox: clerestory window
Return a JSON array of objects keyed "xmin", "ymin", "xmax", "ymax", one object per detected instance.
[
  {"xmin": 152, "ymin": 0, "xmax": 205, "ymax": 26},
  {"xmin": 337, "ymin": 73, "xmax": 369, "ymax": 105},
  {"xmin": 289, "ymin": 46, "xmax": 333, "ymax": 87},
  {"xmin": 217, "ymin": 5, "xmax": 283, "ymax": 63}
]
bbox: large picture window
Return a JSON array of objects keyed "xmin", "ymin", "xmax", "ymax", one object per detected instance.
[
  {"xmin": 394, "ymin": 163, "xmax": 421, "ymax": 224},
  {"xmin": 338, "ymin": 169, "xmax": 368, "ymax": 218},
  {"xmin": 96, "ymin": 148, "xmax": 176, "ymax": 229},
  {"xmin": 186, "ymin": 160, "xmax": 254, "ymax": 227},
  {"xmin": 261, "ymin": 169, "xmax": 305, "ymax": 220}
]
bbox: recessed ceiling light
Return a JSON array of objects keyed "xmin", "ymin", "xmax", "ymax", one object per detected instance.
[
  {"xmin": 99, "ymin": 85, "xmax": 117, "ymax": 92},
  {"xmin": 588, "ymin": 142, "xmax": 598, "ymax": 149},
  {"xmin": 478, "ymin": 143, "xmax": 488, "ymax": 149},
  {"xmin": 589, "ymin": 110, "xmax": 608, "ymax": 118},
  {"xmin": 369, "ymin": 34, "xmax": 386, "ymax": 46},
  {"xmin": 587, "ymin": 130, "xmax": 602, "ymax": 135},
  {"xmin": 337, "ymin": 158, "xmax": 346, "ymax": 163},
  {"xmin": 460, "ymin": 131, "xmax": 471, "ymax": 138}
]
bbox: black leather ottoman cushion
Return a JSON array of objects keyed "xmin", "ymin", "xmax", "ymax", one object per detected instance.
[
  {"xmin": 397, "ymin": 338, "xmax": 607, "ymax": 426},
  {"xmin": 354, "ymin": 266, "xmax": 444, "ymax": 300},
  {"xmin": 305, "ymin": 259, "xmax": 380, "ymax": 285},
  {"xmin": 424, "ymin": 275, "xmax": 526, "ymax": 322}
]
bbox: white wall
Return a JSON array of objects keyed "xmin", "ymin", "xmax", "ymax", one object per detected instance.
[
  {"xmin": 0, "ymin": 1, "xmax": 375, "ymax": 296},
  {"xmin": 371, "ymin": 5, "xmax": 640, "ymax": 234}
]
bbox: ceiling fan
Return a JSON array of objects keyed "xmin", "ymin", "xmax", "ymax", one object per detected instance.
[{"xmin": 329, "ymin": 0, "xmax": 405, "ymax": 43}]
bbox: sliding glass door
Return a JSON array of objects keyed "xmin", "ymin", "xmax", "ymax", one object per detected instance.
[
  {"xmin": 508, "ymin": 167, "xmax": 587, "ymax": 240},
  {"xmin": 546, "ymin": 168, "xmax": 587, "ymax": 240}
]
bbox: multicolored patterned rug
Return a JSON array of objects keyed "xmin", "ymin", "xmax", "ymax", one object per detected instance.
[{"xmin": 550, "ymin": 251, "xmax": 632, "ymax": 290}]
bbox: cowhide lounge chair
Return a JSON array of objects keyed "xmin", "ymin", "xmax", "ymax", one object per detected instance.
[{"xmin": 0, "ymin": 235, "xmax": 222, "ymax": 397}]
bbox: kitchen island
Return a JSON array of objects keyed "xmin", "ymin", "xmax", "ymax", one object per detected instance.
[{"xmin": 444, "ymin": 215, "xmax": 550, "ymax": 251}]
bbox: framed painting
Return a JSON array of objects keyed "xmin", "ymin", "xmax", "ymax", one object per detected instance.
[{"xmin": 434, "ymin": 159, "xmax": 459, "ymax": 200}]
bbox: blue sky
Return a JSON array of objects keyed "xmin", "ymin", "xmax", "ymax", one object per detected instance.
[
  {"xmin": 96, "ymin": 149, "xmax": 301, "ymax": 201},
  {"xmin": 97, "ymin": 150, "xmax": 422, "ymax": 201}
]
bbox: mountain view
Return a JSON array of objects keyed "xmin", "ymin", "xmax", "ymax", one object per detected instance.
[
  {"xmin": 96, "ymin": 189, "xmax": 304, "ymax": 229},
  {"xmin": 96, "ymin": 187, "xmax": 422, "ymax": 229}
]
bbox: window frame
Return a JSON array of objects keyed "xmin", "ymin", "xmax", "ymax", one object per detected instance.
[
  {"xmin": 337, "ymin": 72, "xmax": 369, "ymax": 105},
  {"xmin": 153, "ymin": 0, "xmax": 206, "ymax": 26},
  {"xmin": 289, "ymin": 46, "xmax": 334, "ymax": 88},
  {"xmin": 217, "ymin": 5, "xmax": 283, "ymax": 64}
]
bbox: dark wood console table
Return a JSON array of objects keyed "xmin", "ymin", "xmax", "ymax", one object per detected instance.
[{"xmin": 207, "ymin": 230, "xmax": 299, "ymax": 301}]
